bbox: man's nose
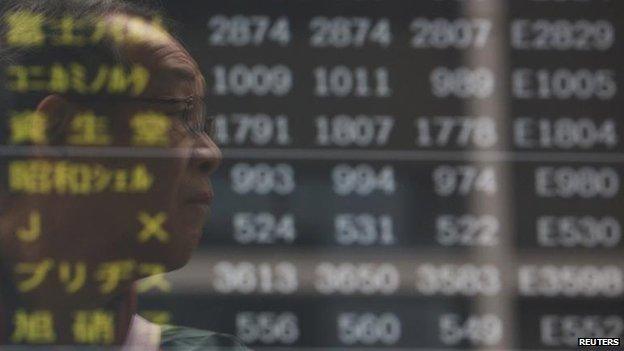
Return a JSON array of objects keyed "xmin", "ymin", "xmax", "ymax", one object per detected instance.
[{"xmin": 190, "ymin": 135, "xmax": 222, "ymax": 175}]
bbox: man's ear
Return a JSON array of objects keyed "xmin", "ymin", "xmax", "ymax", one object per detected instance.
[{"xmin": 36, "ymin": 95, "xmax": 74, "ymax": 142}]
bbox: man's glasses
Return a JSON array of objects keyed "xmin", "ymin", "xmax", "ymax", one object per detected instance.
[
  {"xmin": 136, "ymin": 95, "xmax": 214, "ymax": 138},
  {"xmin": 64, "ymin": 94, "xmax": 215, "ymax": 139}
]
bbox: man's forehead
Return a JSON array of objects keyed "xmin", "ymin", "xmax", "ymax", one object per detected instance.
[
  {"xmin": 107, "ymin": 13, "xmax": 205, "ymax": 96},
  {"xmin": 154, "ymin": 56, "xmax": 206, "ymax": 98},
  {"xmin": 138, "ymin": 33, "xmax": 205, "ymax": 96},
  {"xmin": 157, "ymin": 49, "xmax": 203, "ymax": 84},
  {"xmin": 165, "ymin": 66, "xmax": 200, "ymax": 82}
]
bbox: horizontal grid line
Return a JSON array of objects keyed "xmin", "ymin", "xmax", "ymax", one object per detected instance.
[{"xmin": 1, "ymin": 146, "xmax": 624, "ymax": 162}]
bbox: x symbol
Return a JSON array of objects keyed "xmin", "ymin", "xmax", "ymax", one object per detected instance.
[{"xmin": 137, "ymin": 212, "xmax": 169, "ymax": 243}]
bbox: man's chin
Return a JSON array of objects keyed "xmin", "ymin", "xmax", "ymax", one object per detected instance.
[
  {"xmin": 161, "ymin": 243, "xmax": 196, "ymax": 271},
  {"xmin": 162, "ymin": 226, "xmax": 204, "ymax": 271},
  {"xmin": 153, "ymin": 206, "xmax": 207, "ymax": 271},
  {"xmin": 162, "ymin": 255, "xmax": 191, "ymax": 272}
]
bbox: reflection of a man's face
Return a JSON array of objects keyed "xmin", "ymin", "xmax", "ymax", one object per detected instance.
[
  {"xmin": 111, "ymin": 14, "xmax": 222, "ymax": 267},
  {"xmin": 4, "ymin": 13, "xmax": 221, "ymax": 275},
  {"xmin": 0, "ymin": 11, "xmax": 223, "ymax": 345}
]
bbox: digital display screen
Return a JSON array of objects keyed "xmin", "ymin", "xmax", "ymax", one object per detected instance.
[{"xmin": 1, "ymin": 0, "xmax": 622, "ymax": 349}]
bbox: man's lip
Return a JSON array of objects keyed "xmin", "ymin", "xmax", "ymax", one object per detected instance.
[{"xmin": 185, "ymin": 193, "xmax": 213, "ymax": 205}]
